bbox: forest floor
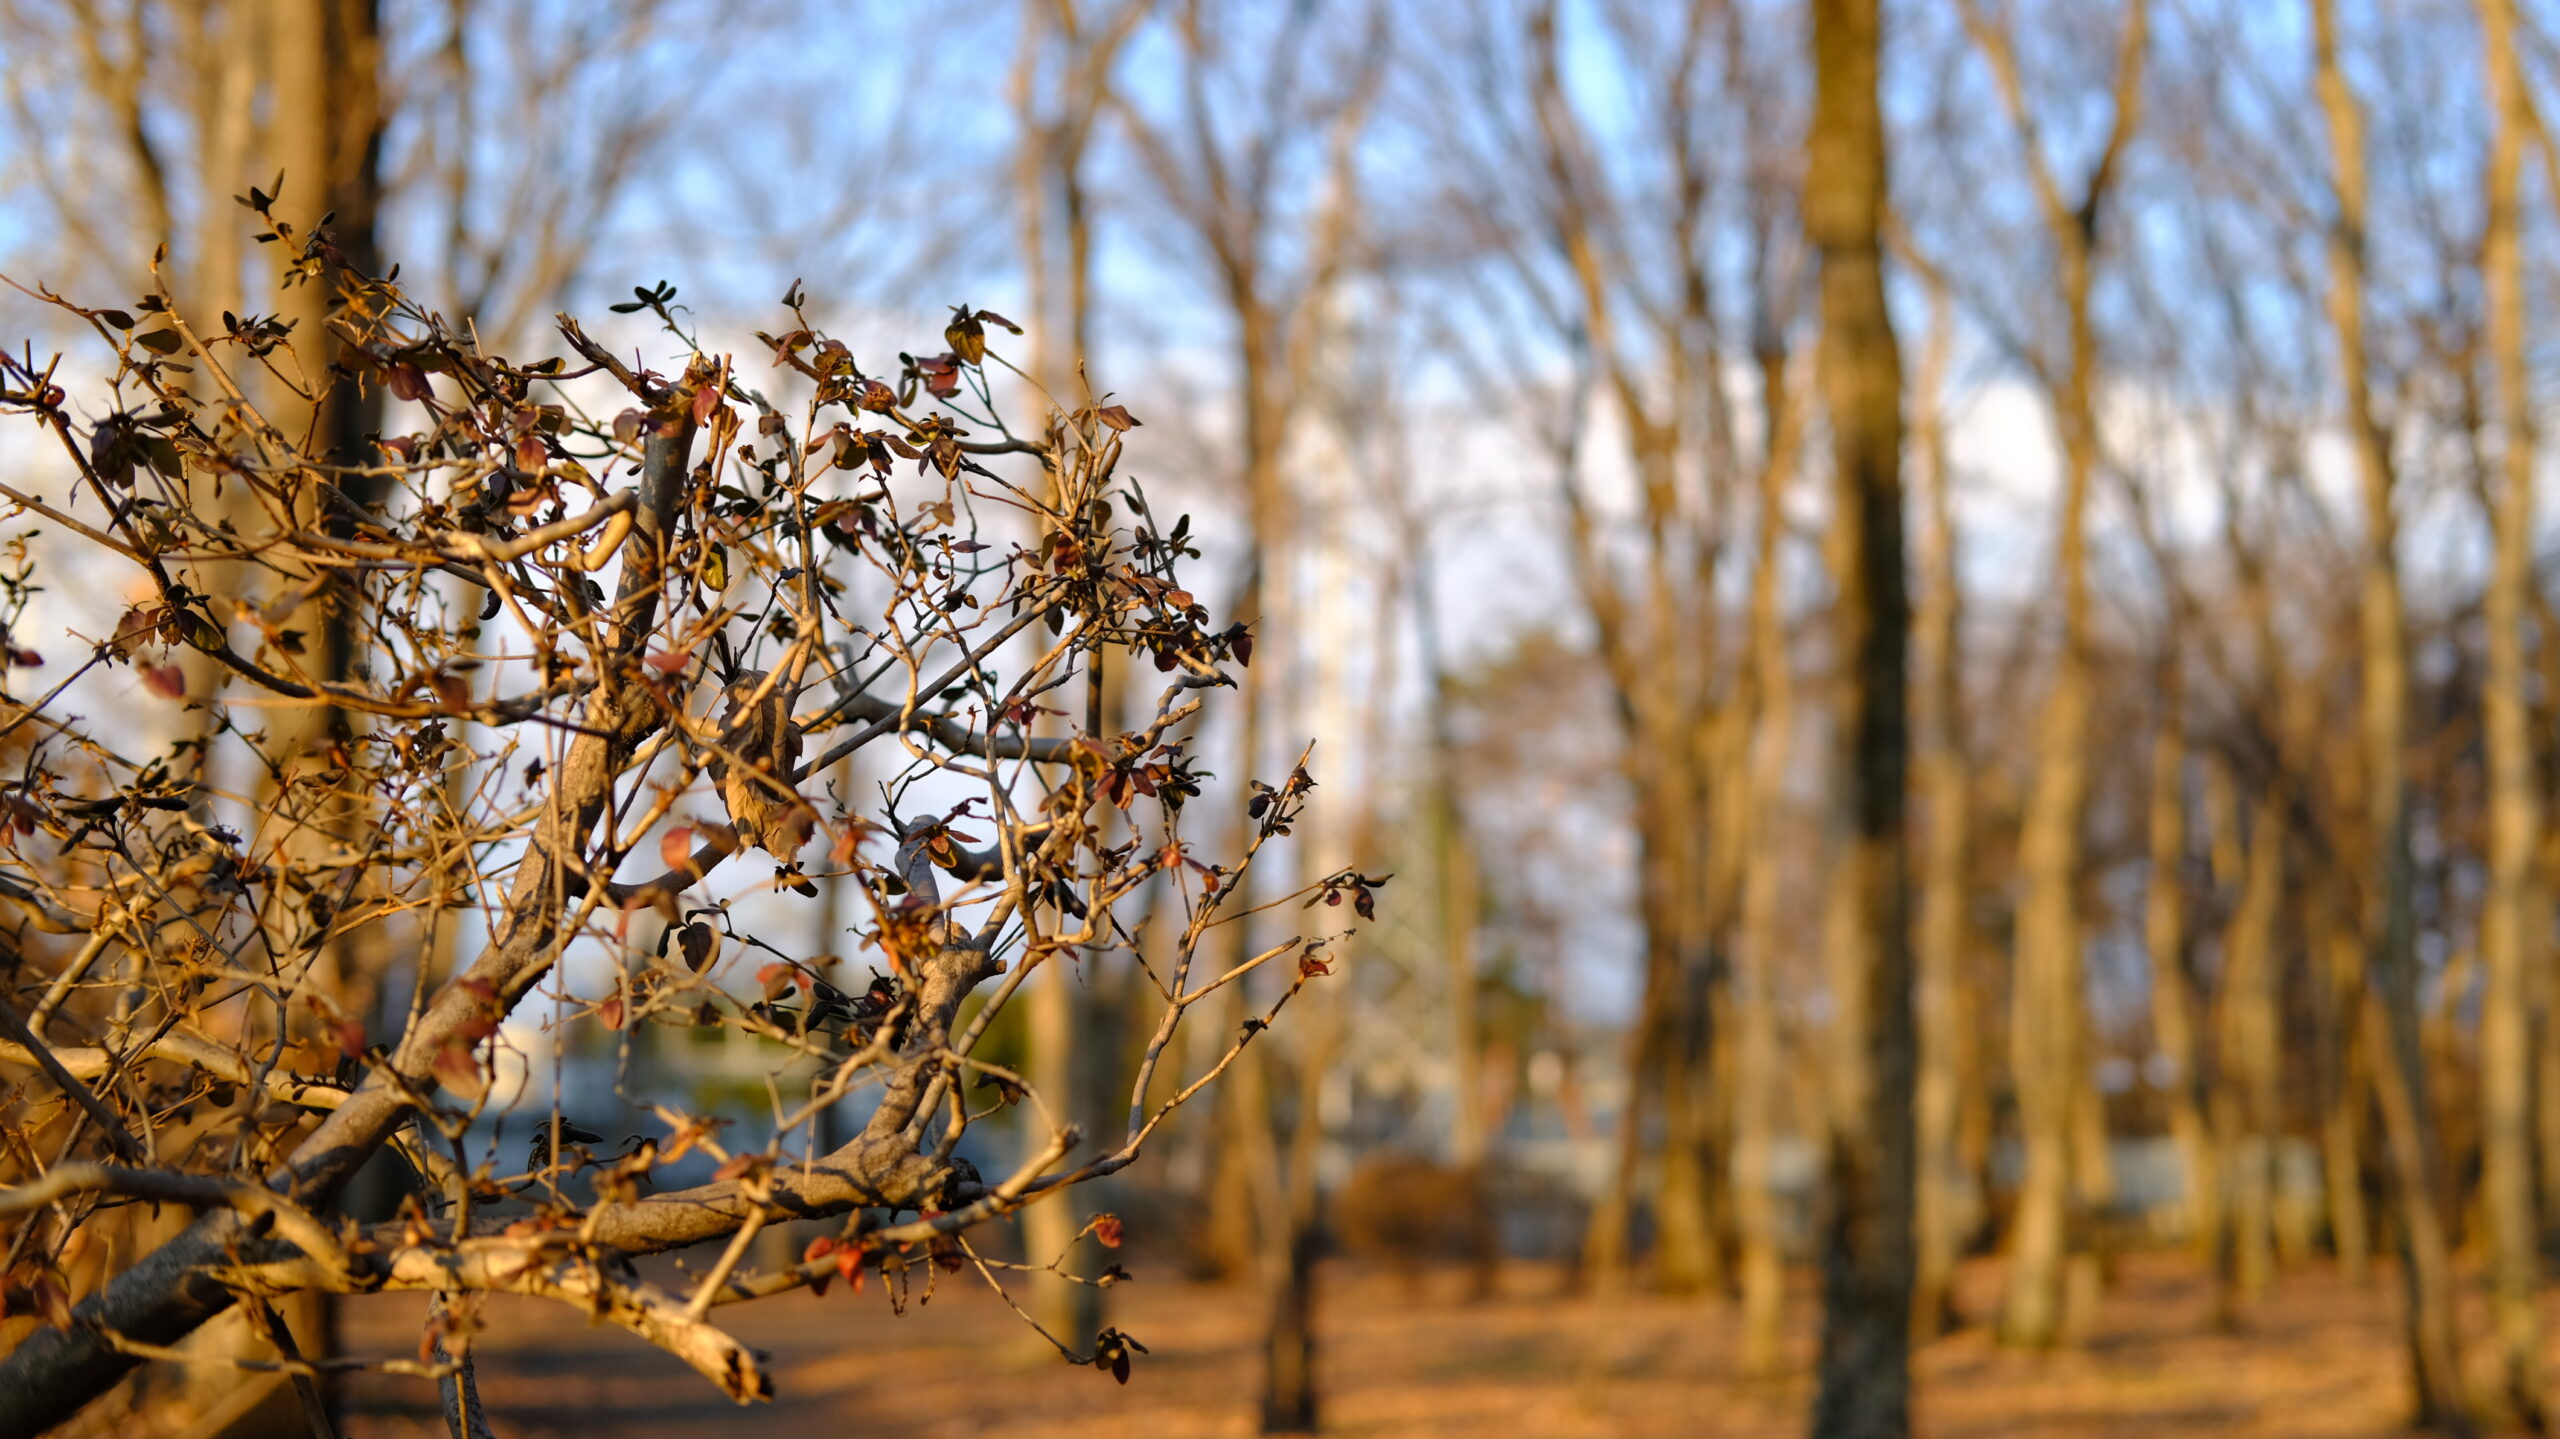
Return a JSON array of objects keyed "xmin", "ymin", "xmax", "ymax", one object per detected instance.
[{"xmin": 332, "ymin": 1250, "xmax": 2560, "ymax": 1437}]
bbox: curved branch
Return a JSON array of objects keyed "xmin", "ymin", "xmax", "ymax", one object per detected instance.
[{"xmin": 0, "ymin": 1164, "xmax": 353, "ymax": 1287}]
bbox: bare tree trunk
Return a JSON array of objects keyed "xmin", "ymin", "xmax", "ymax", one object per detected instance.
[
  {"xmin": 259, "ymin": 0, "xmax": 388, "ymax": 889},
  {"xmin": 1257, "ymin": 821, "xmax": 1327, "ymax": 1438},
  {"xmin": 2537, "ymin": 831, "xmax": 2560, "ymax": 1247},
  {"xmin": 2312, "ymin": 862, "xmax": 2372, "ymax": 1284},
  {"xmin": 1806, "ymin": 0, "xmax": 1913, "ymax": 1430},
  {"xmin": 1963, "ymin": 0, "xmax": 2146, "ymax": 1350},
  {"xmin": 2309, "ymin": 3, "xmax": 2474, "ymax": 1426},
  {"xmin": 1379, "ymin": 384, "xmax": 1500, "ymax": 1289},
  {"xmin": 1732, "ymin": 366, "xmax": 1797, "ymax": 1368},
  {"xmin": 1225, "ymin": 1009, "xmax": 1315, "ymax": 1434},
  {"xmin": 1656, "ymin": 1008, "xmax": 1723, "ymax": 1294},
  {"xmin": 2146, "ymin": 671, "xmax": 2222, "ymax": 1269},
  {"xmin": 2214, "ymin": 772, "xmax": 2282, "ymax": 1312},
  {"xmin": 1016, "ymin": 22, "xmax": 1106, "ymax": 1326},
  {"xmin": 1436, "ymin": 740, "xmax": 1485, "ymax": 1174},
  {"xmin": 2476, "ymin": 0, "xmax": 2544, "ymax": 1423},
  {"xmin": 259, "ymin": 3, "xmax": 386, "ymax": 1421},
  {"xmin": 181, "ymin": 0, "xmax": 256, "ymax": 336},
  {"xmin": 1999, "ymin": 473, "xmax": 2091, "ymax": 1350},
  {"xmin": 2143, "ymin": 675, "xmax": 2214, "ymax": 1265},
  {"xmin": 2366, "ymin": 992, "xmax": 2476, "ymax": 1436},
  {"xmin": 1507, "ymin": 0, "xmax": 1733, "ymax": 1300},
  {"xmin": 1655, "ymin": 797, "xmax": 1723, "ymax": 1296},
  {"xmin": 1585, "ymin": 812, "xmax": 1676, "ymax": 1295},
  {"xmin": 1908, "ymin": 263, "xmax": 1968, "ymax": 1345},
  {"xmin": 1199, "ymin": 663, "xmax": 1269, "ymax": 1283}
]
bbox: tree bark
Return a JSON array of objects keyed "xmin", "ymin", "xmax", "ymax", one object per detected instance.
[
  {"xmin": 2143, "ymin": 670, "xmax": 2218, "ymax": 1269},
  {"xmin": 1016, "ymin": 3, "xmax": 1110, "ymax": 1335},
  {"xmin": 2475, "ymin": 0, "xmax": 2544, "ymax": 1423},
  {"xmin": 2310, "ymin": 2, "xmax": 2474, "ymax": 1425},
  {"xmin": 2213, "ymin": 767, "xmax": 2283, "ymax": 1313},
  {"xmin": 1909, "ymin": 264, "xmax": 1969, "ymax": 1345},
  {"xmin": 1805, "ymin": 0, "xmax": 1913, "ymax": 1432},
  {"xmin": 258, "ymin": 2, "xmax": 388, "ymax": 1419},
  {"xmin": 1732, "ymin": 344, "xmax": 1799, "ymax": 1369},
  {"xmin": 1962, "ymin": 0, "xmax": 2146, "ymax": 1349},
  {"xmin": 2311, "ymin": 858, "xmax": 2372, "ymax": 1284}
]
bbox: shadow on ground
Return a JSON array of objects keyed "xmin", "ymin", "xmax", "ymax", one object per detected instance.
[{"xmin": 330, "ymin": 1252, "xmax": 2560, "ymax": 1437}]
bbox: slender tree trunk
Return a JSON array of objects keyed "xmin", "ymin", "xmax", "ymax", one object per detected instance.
[
  {"xmin": 2539, "ymin": 829, "xmax": 2560, "ymax": 1244},
  {"xmin": 2217, "ymin": 508, "xmax": 2291, "ymax": 1308},
  {"xmin": 2537, "ymin": 832, "xmax": 2560, "ymax": 1244},
  {"xmin": 1998, "ymin": 414, "xmax": 2093, "ymax": 1350},
  {"xmin": 2312, "ymin": 862, "xmax": 2372, "ymax": 1284},
  {"xmin": 1200, "ymin": 313, "xmax": 1287, "ymax": 1297},
  {"xmin": 2367, "ymin": 991, "xmax": 2475, "ymax": 1435},
  {"xmin": 2476, "ymin": 0, "xmax": 2544, "ymax": 1423},
  {"xmin": 1585, "ymin": 793, "xmax": 1685, "ymax": 1294},
  {"xmin": 1910, "ymin": 265, "xmax": 1968, "ymax": 1344},
  {"xmin": 2215, "ymin": 774, "xmax": 2283, "ymax": 1311},
  {"xmin": 1435, "ymin": 742, "xmax": 1485, "ymax": 1173},
  {"xmin": 2309, "ymin": 3, "xmax": 2473, "ymax": 1425},
  {"xmin": 2144, "ymin": 672, "xmax": 2217, "ymax": 1265},
  {"xmin": 1806, "ymin": 1, "xmax": 1913, "ymax": 1430},
  {"xmin": 166, "ymin": 0, "xmax": 263, "ymax": 785},
  {"xmin": 1733, "ymin": 391, "xmax": 1797, "ymax": 1369},
  {"xmin": 1412, "ymin": 540, "xmax": 1497, "ymax": 1292},
  {"xmin": 1016, "ymin": 29, "xmax": 1114, "ymax": 1334},
  {"xmin": 1980, "ymin": 0, "xmax": 2143, "ymax": 1344}
]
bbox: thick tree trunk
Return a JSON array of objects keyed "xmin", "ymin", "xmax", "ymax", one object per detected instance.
[
  {"xmin": 259, "ymin": 4, "xmax": 387, "ymax": 1423},
  {"xmin": 1654, "ymin": 797, "xmax": 1724, "ymax": 1297},
  {"xmin": 1805, "ymin": 1, "xmax": 1914, "ymax": 1432},
  {"xmin": 1656, "ymin": 980, "xmax": 1726, "ymax": 1296}
]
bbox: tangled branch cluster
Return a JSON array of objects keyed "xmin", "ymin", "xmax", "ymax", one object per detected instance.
[{"xmin": 0, "ymin": 217, "xmax": 1363, "ymax": 1425}]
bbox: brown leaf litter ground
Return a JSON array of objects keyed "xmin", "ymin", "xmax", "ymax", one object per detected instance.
[{"xmin": 323, "ymin": 1251, "xmax": 2560, "ymax": 1437}]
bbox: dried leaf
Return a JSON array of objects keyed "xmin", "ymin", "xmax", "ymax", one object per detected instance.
[{"xmin": 678, "ymin": 921, "xmax": 719, "ymax": 973}]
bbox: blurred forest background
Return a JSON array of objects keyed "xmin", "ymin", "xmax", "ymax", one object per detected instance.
[{"xmin": 6, "ymin": 0, "xmax": 2560, "ymax": 1435}]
